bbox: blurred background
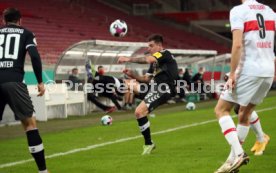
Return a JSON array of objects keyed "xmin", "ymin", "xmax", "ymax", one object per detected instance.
[{"xmin": 1, "ymin": 0, "xmax": 276, "ymax": 123}]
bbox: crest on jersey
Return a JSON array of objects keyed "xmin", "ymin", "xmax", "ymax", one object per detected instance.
[{"xmin": 153, "ymin": 52, "xmax": 162, "ymax": 59}]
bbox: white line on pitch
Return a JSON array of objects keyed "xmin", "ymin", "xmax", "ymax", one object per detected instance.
[{"xmin": 0, "ymin": 107, "xmax": 275, "ymax": 169}]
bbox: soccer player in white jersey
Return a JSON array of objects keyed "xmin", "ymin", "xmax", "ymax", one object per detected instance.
[
  {"xmin": 224, "ymin": 73, "xmax": 270, "ymax": 156},
  {"xmin": 214, "ymin": 0, "xmax": 276, "ymax": 172}
]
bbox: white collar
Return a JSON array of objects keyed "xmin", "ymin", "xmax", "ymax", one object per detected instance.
[{"xmin": 243, "ymin": 0, "xmax": 256, "ymax": 3}]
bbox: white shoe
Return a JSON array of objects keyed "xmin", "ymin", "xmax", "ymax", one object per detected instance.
[
  {"xmin": 228, "ymin": 153, "xmax": 249, "ymax": 173},
  {"xmin": 214, "ymin": 160, "xmax": 233, "ymax": 173},
  {"xmin": 141, "ymin": 143, "xmax": 156, "ymax": 155}
]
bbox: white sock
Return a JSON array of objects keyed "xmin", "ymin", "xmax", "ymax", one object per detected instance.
[
  {"xmin": 226, "ymin": 147, "xmax": 235, "ymax": 162},
  {"xmin": 250, "ymin": 111, "xmax": 264, "ymax": 142},
  {"xmin": 219, "ymin": 116, "xmax": 244, "ymax": 157},
  {"xmin": 39, "ymin": 170, "xmax": 48, "ymax": 173},
  {"xmin": 227, "ymin": 125, "xmax": 249, "ymax": 161},
  {"xmin": 237, "ymin": 124, "xmax": 250, "ymax": 143}
]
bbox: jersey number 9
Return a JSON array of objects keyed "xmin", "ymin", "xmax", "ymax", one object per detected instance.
[{"xmin": 256, "ymin": 13, "xmax": 266, "ymax": 39}]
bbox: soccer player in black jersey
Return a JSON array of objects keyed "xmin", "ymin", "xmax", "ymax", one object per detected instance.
[
  {"xmin": 118, "ymin": 34, "xmax": 178, "ymax": 155},
  {"xmin": 0, "ymin": 8, "xmax": 49, "ymax": 173}
]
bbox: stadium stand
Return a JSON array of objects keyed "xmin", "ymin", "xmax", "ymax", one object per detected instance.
[{"xmin": 0, "ymin": 0, "xmax": 229, "ymax": 64}]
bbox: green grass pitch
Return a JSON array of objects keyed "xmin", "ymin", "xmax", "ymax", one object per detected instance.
[{"xmin": 0, "ymin": 92, "xmax": 275, "ymax": 173}]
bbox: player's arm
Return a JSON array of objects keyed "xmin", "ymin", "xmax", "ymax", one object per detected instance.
[
  {"xmin": 26, "ymin": 31, "xmax": 45, "ymax": 96},
  {"xmin": 230, "ymin": 29, "xmax": 243, "ymax": 76},
  {"xmin": 132, "ymin": 74, "xmax": 152, "ymax": 83},
  {"xmin": 123, "ymin": 69, "xmax": 152, "ymax": 83},
  {"xmin": 28, "ymin": 46, "xmax": 45, "ymax": 96},
  {"xmin": 227, "ymin": 7, "xmax": 244, "ymax": 89},
  {"xmin": 117, "ymin": 56, "xmax": 156, "ymax": 64},
  {"xmin": 227, "ymin": 29, "xmax": 243, "ymax": 89}
]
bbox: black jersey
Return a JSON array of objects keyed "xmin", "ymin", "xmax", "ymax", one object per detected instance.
[
  {"xmin": 0, "ymin": 24, "xmax": 38, "ymax": 83},
  {"xmin": 147, "ymin": 49, "xmax": 178, "ymax": 84}
]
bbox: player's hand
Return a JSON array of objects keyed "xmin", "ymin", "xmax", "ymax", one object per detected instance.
[
  {"xmin": 37, "ymin": 82, "xmax": 45, "ymax": 96},
  {"xmin": 225, "ymin": 73, "xmax": 236, "ymax": 90},
  {"xmin": 117, "ymin": 56, "xmax": 130, "ymax": 64},
  {"xmin": 123, "ymin": 68, "xmax": 133, "ymax": 78}
]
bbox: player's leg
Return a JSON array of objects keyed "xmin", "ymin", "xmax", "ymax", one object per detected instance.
[
  {"xmin": 21, "ymin": 117, "xmax": 48, "ymax": 173},
  {"xmin": 249, "ymin": 111, "xmax": 270, "ymax": 155},
  {"xmin": 135, "ymin": 101, "xmax": 156, "ymax": 155},
  {"xmin": 87, "ymin": 93, "xmax": 115, "ymax": 113},
  {"xmin": 135, "ymin": 101, "xmax": 151, "ymax": 142},
  {"xmin": 123, "ymin": 91, "xmax": 133, "ymax": 110},
  {"xmin": 215, "ymin": 99, "xmax": 244, "ymax": 158},
  {"xmin": 4, "ymin": 82, "xmax": 48, "ymax": 173},
  {"xmin": 222, "ymin": 104, "xmax": 255, "ymax": 173},
  {"xmin": 250, "ymin": 111, "xmax": 265, "ymax": 142},
  {"xmin": 237, "ymin": 104, "xmax": 255, "ymax": 144},
  {"xmin": 124, "ymin": 79, "xmax": 143, "ymax": 109},
  {"xmin": 248, "ymin": 77, "xmax": 273, "ymax": 155},
  {"xmin": 214, "ymin": 99, "xmax": 247, "ymax": 173},
  {"xmin": 109, "ymin": 94, "xmax": 122, "ymax": 110},
  {"xmin": 136, "ymin": 83, "xmax": 172, "ymax": 155},
  {"xmin": 0, "ymin": 91, "xmax": 6, "ymax": 122},
  {"xmin": 227, "ymin": 76, "xmax": 272, "ymax": 172},
  {"xmin": 234, "ymin": 103, "xmax": 269, "ymax": 155}
]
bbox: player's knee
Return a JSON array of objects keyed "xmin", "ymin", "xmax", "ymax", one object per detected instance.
[
  {"xmin": 238, "ymin": 114, "xmax": 249, "ymax": 125},
  {"xmin": 135, "ymin": 108, "xmax": 143, "ymax": 118},
  {"xmin": 214, "ymin": 106, "xmax": 222, "ymax": 118},
  {"xmin": 21, "ymin": 117, "xmax": 37, "ymax": 131},
  {"xmin": 135, "ymin": 107, "xmax": 147, "ymax": 118},
  {"xmin": 238, "ymin": 108, "xmax": 251, "ymax": 125},
  {"xmin": 214, "ymin": 106, "xmax": 229, "ymax": 118}
]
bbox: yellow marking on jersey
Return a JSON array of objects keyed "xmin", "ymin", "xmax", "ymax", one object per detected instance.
[{"xmin": 153, "ymin": 52, "xmax": 162, "ymax": 59}]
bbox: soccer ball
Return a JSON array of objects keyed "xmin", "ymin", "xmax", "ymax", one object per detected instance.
[
  {"xmin": 101, "ymin": 115, "xmax": 113, "ymax": 125},
  {"xmin": 109, "ymin": 19, "xmax": 128, "ymax": 37},
  {"xmin": 186, "ymin": 102, "xmax": 196, "ymax": 111}
]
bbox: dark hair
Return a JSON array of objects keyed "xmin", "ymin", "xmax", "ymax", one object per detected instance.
[
  {"xmin": 98, "ymin": 65, "xmax": 103, "ymax": 70},
  {"xmin": 72, "ymin": 68, "xmax": 78, "ymax": 72},
  {"xmin": 3, "ymin": 8, "xmax": 21, "ymax": 23},
  {"xmin": 148, "ymin": 34, "xmax": 163, "ymax": 44}
]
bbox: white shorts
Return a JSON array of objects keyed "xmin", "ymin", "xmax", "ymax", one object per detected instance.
[{"xmin": 220, "ymin": 74, "xmax": 273, "ymax": 106}]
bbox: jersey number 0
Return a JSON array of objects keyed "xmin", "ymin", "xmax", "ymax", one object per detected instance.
[{"xmin": 0, "ymin": 34, "xmax": 20, "ymax": 60}]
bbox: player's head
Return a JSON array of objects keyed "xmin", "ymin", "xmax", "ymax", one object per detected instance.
[
  {"xmin": 2, "ymin": 8, "xmax": 21, "ymax": 25},
  {"xmin": 198, "ymin": 67, "xmax": 205, "ymax": 74},
  {"xmin": 72, "ymin": 68, "xmax": 79, "ymax": 76},
  {"xmin": 98, "ymin": 65, "xmax": 105, "ymax": 75},
  {"xmin": 147, "ymin": 34, "xmax": 164, "ymax": 54}
]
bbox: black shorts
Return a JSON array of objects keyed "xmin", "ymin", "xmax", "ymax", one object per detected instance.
[
  {"xmin": 143, "ymin": 83, "xmax": 172, "ymax": 113},
  {"xmin": 136, "ymin": 83, "xmax": 150, "ymax": 100},
  {"xmin": 0, "ymin": 82, "xmax": 34, "ymax": 121}
]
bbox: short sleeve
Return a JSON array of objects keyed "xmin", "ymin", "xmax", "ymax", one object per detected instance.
[
  {"xmin": 26, "ymin": 31, "xmax": 37, "ymax": 49},
  {"xmin": 230, "ymin": 7, "xmax": 244, "ymax": 32}
]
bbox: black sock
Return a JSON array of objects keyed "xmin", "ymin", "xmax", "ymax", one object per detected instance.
[
  {"xmin": 26, "ymin": 129, "xmax": 47, "ymax": 171},
  {"xmin": 137, "ymin": 116, "xmax": 152, "ymax": 145},
  {"xmin": 128, "ymin": 103, "xmax": 132, "ymax": 107}
]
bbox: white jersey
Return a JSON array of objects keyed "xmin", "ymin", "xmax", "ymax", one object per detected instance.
[{"xmin": 230, "ymin": 0, "xmax": 276, "ymax": 77}]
